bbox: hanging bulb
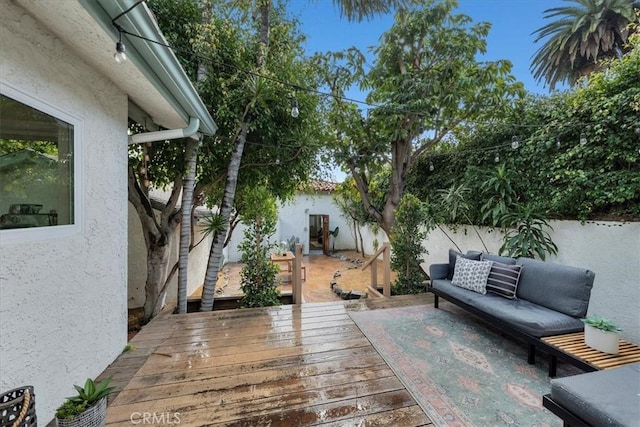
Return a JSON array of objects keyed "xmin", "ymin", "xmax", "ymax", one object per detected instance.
[
  {"xmin": 429, "ymin": 160, "xmax": 434, "ymax": 172},
  {"xmin": 556, "ymin": 137, "xmax": 561, "ymax": 149},
  {"xmin": 114, "ymin": 41, "xmax": 127, "ymax": 63},
  {"xmin": 511, "ymin": 135, "xmax": 519, "ymax": 149},
  {"xmin": 494, "ymin": 152, "xmax": 500, "ymax": 163},
  {"xmin": 275, "ymin": 155, "xmax": 280, "ymax": 165},
  {"xmin": 580, "ymin": 133, "xmax": 587, "ymax": 146},
  {"xmin": 290, "ymin": 98, "xmax": 299, "ymax": 118}
]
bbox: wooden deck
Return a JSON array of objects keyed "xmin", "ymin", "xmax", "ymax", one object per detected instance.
[{"xmin": 100, "ymin": 295, "xmax": 435, "ymax": 426}]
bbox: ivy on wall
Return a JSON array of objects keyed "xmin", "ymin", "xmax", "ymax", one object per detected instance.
[{"xmin": 409, "ymin": 35, "xmax": 640, "ymax": 223}]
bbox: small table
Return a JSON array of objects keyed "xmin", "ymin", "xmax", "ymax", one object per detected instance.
[
  {"xmin": 270, "ymin": 251, "xmax": 294, "ymax": 272},
  {"xmin": 541, "ymin": 332, "xmax": 640, "ymax": 376}
]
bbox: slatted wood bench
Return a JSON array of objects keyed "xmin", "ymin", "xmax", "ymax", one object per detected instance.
[{"xmin": 540, "ymin": 332, "xmax": 640, "ymax": 375}]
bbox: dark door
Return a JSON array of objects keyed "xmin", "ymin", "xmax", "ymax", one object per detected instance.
[{"xmin": 322, "ymin": 215, "xmax": 330, "ymax": 255}]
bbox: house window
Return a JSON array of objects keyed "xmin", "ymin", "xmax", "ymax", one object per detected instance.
[{"xmin": 0, "ymin": 93, "xmax": 74, "ymax": 230}]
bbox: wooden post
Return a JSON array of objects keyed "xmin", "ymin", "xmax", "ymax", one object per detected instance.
[
  {"xmin": 382, "ymin": 242, "xmax": 391, "ymax": 297},
  {"xmin": 292, "ymin": 243, "xmax": 303, "ymax": 304}
]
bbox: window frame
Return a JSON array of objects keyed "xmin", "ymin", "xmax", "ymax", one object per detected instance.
[{"xmin": 0, "ymin": 83, "xmax": 84, "ymax": 243}]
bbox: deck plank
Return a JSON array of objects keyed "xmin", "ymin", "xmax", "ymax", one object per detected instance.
[{"xmin": 103, "ymin": 294, "xmax": 435, "ymax": 426}]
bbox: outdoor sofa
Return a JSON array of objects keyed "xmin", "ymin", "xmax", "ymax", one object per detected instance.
[
  {"xmin": 427, "ymin": 250, "xmax": 595, "ymax": 374},
  {"xmin": 543, "ymin": 362, "xmax": 640, "ymax": 426}
]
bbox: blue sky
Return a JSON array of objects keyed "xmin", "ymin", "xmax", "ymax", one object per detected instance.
[{"xmin": 288, "ymin": 0, "xmax": 565, "ymax": 97}]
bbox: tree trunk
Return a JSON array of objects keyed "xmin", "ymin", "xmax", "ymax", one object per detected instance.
[
  {"xmin": 199, "ymin": 118, "xmax": 250, "ymax": 311},
  {"xmin": 177, "ymin": 138, "xmax": 198, "ymax": 313},
  {"xmin": 199, "ymin": 0, "xmax": 270, "ymax": 311},
  {"xmin": 146, "ymin": 241, "xmax": 172, "ymax": 320}
]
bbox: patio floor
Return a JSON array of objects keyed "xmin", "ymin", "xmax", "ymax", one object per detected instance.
[{"xmin": 100, "ymin": 294, "xmax": 435, "ymax": 426}]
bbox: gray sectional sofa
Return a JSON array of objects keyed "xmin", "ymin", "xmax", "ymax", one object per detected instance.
[
  {"xmin": 428, "ymin": 250, "xmax": 596, "ymax": 373},
  {"xmin": 543, "ymin": 362, "xmax": 640, "ymax": 426}
]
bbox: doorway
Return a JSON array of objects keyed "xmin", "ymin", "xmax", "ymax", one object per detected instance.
[{"xmin": 308, "ymin": 214, "xmax": 329, "ymax": 255}]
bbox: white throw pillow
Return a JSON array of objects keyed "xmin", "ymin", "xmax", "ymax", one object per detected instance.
[{"xmin": 451, "ymin": 256, "xmax": 493, "ymax": 294}]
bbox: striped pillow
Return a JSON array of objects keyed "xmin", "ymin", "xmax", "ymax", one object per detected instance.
[{"xmin": 486, "ymin": 262, "xmax": 522, "ymax": 299}]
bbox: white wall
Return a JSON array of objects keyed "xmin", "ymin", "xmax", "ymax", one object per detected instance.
[
  {"xmin": 226, "ymin": 192, "xmax": 353, "ymax": 262},
  {"xmin": 361, "ymin": 220, "xmax": 640, "ymax": 344},
  {"xmin": 0, "ymin": 3, "xmax": 127, "ymax": 422},
  {"xmin": 128, "ymin": 203, "xmax": 213, "ymax": 307}
]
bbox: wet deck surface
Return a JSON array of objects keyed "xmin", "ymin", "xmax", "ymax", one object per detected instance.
[{"xmin": 101, "ymin": 295, "xmax": 435, "ymax": 426}]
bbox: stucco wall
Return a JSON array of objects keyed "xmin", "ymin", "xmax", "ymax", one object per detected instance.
[
  {"xmin": 226, "ymin": 192, "xmax": 353, "ymax": 262},
  {"xmin": 0, "ymin": 3, "xmax": 127, "ymax": 422},
  {"xmin": 128, "ymin": 203, "xmax": 213, "ymax": 308},
  {"xmin": 360, "ymin": 220, "xmax": 640, "ymax": 344}
]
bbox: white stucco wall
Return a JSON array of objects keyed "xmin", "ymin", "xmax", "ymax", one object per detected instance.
[
  {"xmin": 0, "ymin": 3, "xmax": 127, "ymax": 422},
  {"xmin": 128, "ymin": 203, "xmax": 213, "ymax": 308},
  {"xmin": 226, "ymin": 192, "xmax": 353, "ymax": 262},
  {"xmin": 361, "ymin": 220, "xmax": 640, "ymax": 344}
]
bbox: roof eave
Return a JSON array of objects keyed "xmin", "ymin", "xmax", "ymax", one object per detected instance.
[{"xmin": 79, "ymin": 0, "xmax": 217, "ymax": 136}]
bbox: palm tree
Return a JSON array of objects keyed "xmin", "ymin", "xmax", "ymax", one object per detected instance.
[
  {"xmin": 198, "ymin": 0, "xmax": 411, "ymax": 311},
  {"xmin": 531, "ymin": 0, "xmax": 638, "ymax": 89}
]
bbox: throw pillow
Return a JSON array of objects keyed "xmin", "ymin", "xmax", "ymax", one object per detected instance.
[
  {"xmin": 481, "ymin": 253, "xmax": 517, "ymax": 265},
  {"xmin": 447, "ymin": 249, "xmax": 482, "ymax": 280},
  {"xmin": 451, "ymin": 257, "xmax": 493, "ymax": 294},
  {"xmin": 486, "ymin": 262, "xmax": 523, "ymax": 299}
]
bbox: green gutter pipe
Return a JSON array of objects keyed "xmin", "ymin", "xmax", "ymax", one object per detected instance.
[{"xmin": 128, "ymin": 117, "xmax": 200, "ymax": 145}]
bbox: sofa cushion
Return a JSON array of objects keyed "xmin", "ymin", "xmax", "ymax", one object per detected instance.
[
  {"xmin": 447, "ymin": 249, "xmax": 482, "ymax": 280},
  {"xmin": 431, "ymin": 280, "xmax": 585, "ymax": 337},
  {"xmin": 486, "ymin": 262, "xmax": 522, "ymax": 299},
  {"xmin": 451, "ymin": 257, "xmax": 493, "ymax": 294},
  {"xmin": 516, "ymin": 258, "xmax": 595, "ymax": 318},
  {"xmin": 550, "ymin": 363, "xmax": 640, "ymax": 426},
  {"xmin": 481, "ymin": 253, "xmax": 517, "ymax": 265}
]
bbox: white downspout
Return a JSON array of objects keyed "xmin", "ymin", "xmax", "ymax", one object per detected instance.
[{"xmin": 128, "ymin": 117, "xmax": 200, "ymax": 144}]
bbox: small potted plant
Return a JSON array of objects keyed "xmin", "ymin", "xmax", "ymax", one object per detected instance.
[
  {"xmin": 582, "ymin": 315, "xmax": 622, "ymax": 355},
  {"xmin": 55, "ymin": 376, "xmax": 115, "ymax": 427}
]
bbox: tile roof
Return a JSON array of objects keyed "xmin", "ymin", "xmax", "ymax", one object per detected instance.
[{"xmin": 305, "ymin": 180, "xmax": 338, "ymax": 193}]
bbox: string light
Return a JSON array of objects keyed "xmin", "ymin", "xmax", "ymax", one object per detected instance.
[
  {"xmin": 556, "ymin": 137, "xmax": 561, "ymax": 149},
  {"xmin": 429, "ymin": 160, "xmax": 434, "ymax": 171},
  {"xmin": 580, "ymin": 133, "xmax": 588, "ymax": 146},
  {"xmin": 511, "ymin": 134, "xmax": 519, "ymax": 149},
  {"xmin": 494, "ymin": 152, "xmax": 500, "ymax": 163},
  {"xmin": 290, "ymin": 98, "xmax": 299, "ymax": 118},
  {"xmin": 113, "ymin": 26, "xmax": 127, "ymax": 63}
]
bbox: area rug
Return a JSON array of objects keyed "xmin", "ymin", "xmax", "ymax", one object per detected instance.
[{"xmin": 349, "ymin": 303, "xmax": 578, "ymax": 426}]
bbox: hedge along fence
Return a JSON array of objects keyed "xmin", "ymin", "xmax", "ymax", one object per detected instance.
[{"xmin": 408, "ymin": 39, "xmax": 640, "ymax": 223}]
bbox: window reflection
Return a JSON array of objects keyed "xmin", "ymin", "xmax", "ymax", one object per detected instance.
[{"xmin": 0, "ymin": 94, "xmax": 74, "ymax": 229}]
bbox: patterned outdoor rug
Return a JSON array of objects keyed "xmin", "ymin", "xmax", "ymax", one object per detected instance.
[{"xmin": 349, "ymin": 303, "xmax": 580, "ymax": 426}]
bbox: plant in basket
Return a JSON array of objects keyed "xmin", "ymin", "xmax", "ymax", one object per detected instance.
[{"xmin": 55, "ymin": 376, "xmax": 115, "ymax": 427}]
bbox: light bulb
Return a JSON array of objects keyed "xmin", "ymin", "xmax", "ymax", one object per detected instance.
[
  {"xmin": 580, "ymin": 133, "xmax": 587, "ymax": 146},
  {"xmin": 276, "ymin": 156, "xmax": 280, "ymax": 165},
  {"xmin": 114, "ymin": 41, "xmax": 127, "ymax": 63},
  {"xmin": 494, "ymin": 153, "xmax": 500, "ymax": 163},
  {"xmin": 511, "ymin": 135, "xmax": 519, "ymax": 149},
  {"xmin": 556, "ymin": 137, "xmax": 561, "ymax": 149},
  {"xmin": 429, "ymin": 161, "xmax": 434, "ymax": 172},
  {"xmin": 290, "ymin": 98, "xmax": 299, "ymax": 118}
]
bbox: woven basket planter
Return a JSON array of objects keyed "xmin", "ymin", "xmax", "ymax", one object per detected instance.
[
  {"xmin": 0, "ymin": 386, "xmax": 37, "ymax": 426},
  {"xmin": 56, "ymin": 397, "xmax": 107, "ymax": 427}
]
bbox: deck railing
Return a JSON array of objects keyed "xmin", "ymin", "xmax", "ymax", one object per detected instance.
[
  {"xmin": 361, "ymin": 242, "xmax": 391, "ymax": 297},
  {"xmin": 291, "ymin": 243, "xmax": 304, "ymax": 304}
]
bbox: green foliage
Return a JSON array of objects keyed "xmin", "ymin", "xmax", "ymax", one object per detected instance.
[
  {"xmin": 390, "ymin": 193, "xmax": 432, "ymax": 295},
  {"xmin": 531, "ymin": 0, "xmax": 638, "ymax": 89},
  {"xmin": 55, "ymin": 376, "xmax": 115, "ymax": 419},
  {"xmin": 582, "ymin": 315, "xmax": 623, "ymax": 332},
  {"xmin": 238, "ymin": 186, "xmax": 281, "ymax": 308},
  {"xmin": 498, "ymin": 204, "xmax": 558, "ymax": 260},
  {"xmin": 409, "ymin": 32, "xmax": 640, "ymax": 223},
  {"xmin": 318, "ymin": 0, "xmax": 524, "ymax": 235}
]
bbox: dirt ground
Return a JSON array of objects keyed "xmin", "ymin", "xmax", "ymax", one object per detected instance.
[{"xmin": 190, "ymin": 250, "xmax": 398, "ymax": 303}]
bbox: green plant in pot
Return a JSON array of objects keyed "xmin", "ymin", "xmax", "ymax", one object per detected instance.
[
  {"xmin": 55, "ymin": 376, "xmax": 115, "ymax": 426},
  {"xmin": 582, "ymin": 315, "xmax": 622, "ymax": 355}
]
